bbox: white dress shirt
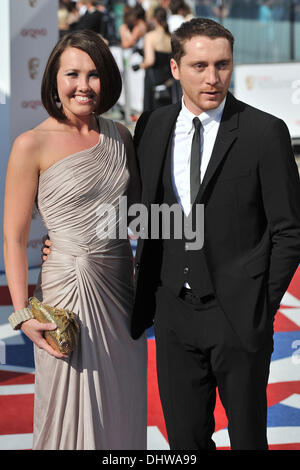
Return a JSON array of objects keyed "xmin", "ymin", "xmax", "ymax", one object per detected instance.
[{"xmin": 171, "ymin": 96, "xmax": 226, "ymax": 217}]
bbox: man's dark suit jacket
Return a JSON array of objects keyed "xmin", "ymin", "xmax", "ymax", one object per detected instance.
[
  {"xmin": 131, "ymin": 92, "xmax": 300, "ymax": 351},
  {"xmin": 73, "ymin": 10, "xmax": 105, "ymax": 35}
]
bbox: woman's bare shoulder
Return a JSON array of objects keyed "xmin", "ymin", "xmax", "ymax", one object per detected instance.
[
  {"xmin": 14, "ymin": 117, "xmax": 54, "ymax": 146},
  {"xmin": 11, "ymin": 130, "xmax": 41, "ymax": 162},
  {"xmin": 145, "ymin": 29, "xmax": 157, "ymax": 42},
  {"xmin": 10, "ymin": 118, "xmax": 55, "ymax": 168}
]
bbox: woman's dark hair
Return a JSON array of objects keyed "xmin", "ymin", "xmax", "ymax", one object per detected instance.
[
  {"xmin": 169, "ymin": 0, "xmax": 186, "ymax": 15},
  {"xmin": 41, "ymin": 30, "xmax": 122, "ymax": 120},
  {"xmin": 153, "ymin": 6, "xmax": 170, "ymax": 35},
  {"xmin": 171, "ymin": 17, "xmax": 234, "ymax": 64},
  {"xmin": 133, "ymin": 4, "xmax": 146, "ymax": 21},
  {"xmin": 123, "ymin": 6, "xmax": 134, "ymax": 27}
]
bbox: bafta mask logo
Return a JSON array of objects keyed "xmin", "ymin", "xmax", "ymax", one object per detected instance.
[
  {"xmin": 28, "ymin": 57, "xmax": 40, "ymax": 79},
  {"xmin": 245, "ymin": 75, "xmax": 255, "ymax": 90},
  {"xmin": 28, "ymin": 0, "xmax": 38, "ymax": 6}
]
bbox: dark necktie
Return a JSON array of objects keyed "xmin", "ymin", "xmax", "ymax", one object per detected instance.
[{"xmin": 190, "ymin": 117, "xmax": 202, "ymax": 206}]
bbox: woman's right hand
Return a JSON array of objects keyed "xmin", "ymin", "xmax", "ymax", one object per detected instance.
[{"xmin": 21, "ymin": 319, "xmax": 68, "ymax": 359}]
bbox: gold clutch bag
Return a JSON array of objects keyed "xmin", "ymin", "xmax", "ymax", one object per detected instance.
[{"xmin": 28, "ymin": 297, "xmax": 79, "ymax": 355}]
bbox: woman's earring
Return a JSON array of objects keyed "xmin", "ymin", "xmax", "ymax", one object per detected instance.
[
  {"xmin": 54, "ymin": 92, "xmax": 62, "ymax": 108},
  {"xmin": 54, "ymin": 91, "xmax": 61, "ymax": 108}
]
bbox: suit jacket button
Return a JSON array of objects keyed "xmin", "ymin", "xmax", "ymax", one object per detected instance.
[
  {"xmin": 136, "ymin": 262, "xmax": 140, "ymax": 270},
  {"xmin": 184, "ymin": 267, "xmax": 189, "ymax": 274}
]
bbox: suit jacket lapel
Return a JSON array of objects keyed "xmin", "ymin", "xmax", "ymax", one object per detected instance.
[
  {"xmin": 139, "ymin": 93, "xmax": 239, "ymax": 205},
  {"xmin": 198, "ymin": 92, "xmax": 239, "ymax": 201},
  {"xmin": 140, "ymin": 103, "xmax": 181, "ymax": 204}
]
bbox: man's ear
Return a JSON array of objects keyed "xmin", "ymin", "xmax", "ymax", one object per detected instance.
[{"xmin": 170, "ymin": 58, "xmax": 180, "ymax": 81}]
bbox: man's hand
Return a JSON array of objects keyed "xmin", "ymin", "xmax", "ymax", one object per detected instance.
[{"xmin": 42, "ymin": 235, "xmax": 52, "ymax": 262}]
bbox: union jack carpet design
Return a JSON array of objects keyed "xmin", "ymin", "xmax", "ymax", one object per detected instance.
[{"xmin": 0, "ymin": 267, "xmax": 299, "ymax": 450}]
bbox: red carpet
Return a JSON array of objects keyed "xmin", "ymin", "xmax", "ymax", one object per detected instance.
[{"xmin": 0, "ymin": 267, "xmax": 300, "ymax": 449}]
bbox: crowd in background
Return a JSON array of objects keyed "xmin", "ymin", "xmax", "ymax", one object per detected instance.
[
  {"xmin": 57, "ymin": 0, "xmax": 300, "ymax": 114},
  {"xmin": 195, "ymin": 0, "xmax": 300, "ymax": 21},
  {"xmin": 58, "ymin": 0, "xmax": 300, "ymax": 44}
]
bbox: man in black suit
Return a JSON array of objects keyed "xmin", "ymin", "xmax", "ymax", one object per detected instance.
[
  {"xmin": 131, "ymin": 18, "xmax": 300, "ymax": 450},
  {"xmin": 72, "ymin": 0, "xmax": 105, "ymax": 37}
]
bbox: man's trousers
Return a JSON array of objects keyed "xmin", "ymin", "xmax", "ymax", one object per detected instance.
[{"xmin": 154, "ymin": 286, "xmax": 274, "ymax": 450}]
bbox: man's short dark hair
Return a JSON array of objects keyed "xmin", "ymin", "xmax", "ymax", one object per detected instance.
[
  {"xmin": 41, "ymin": 30, "xmax": 122, "ymax": 121},
  {"xmin": 171, "ymin": 18, "xmax": 235, "ymax": 64}
]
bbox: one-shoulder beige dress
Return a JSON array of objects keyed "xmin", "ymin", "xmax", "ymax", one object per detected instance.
[{"xmin": 32, "ymin": 116, "xmax": 147, "ymax": 450}]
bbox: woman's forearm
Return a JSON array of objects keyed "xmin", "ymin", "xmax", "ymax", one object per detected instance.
[
  {"xmin": 4, "ymin": 240, "xmax": 66, "ymax": 358},
  {"xmin": 4, "ymin": 240, "xmax": 29, "ymax": 311}
]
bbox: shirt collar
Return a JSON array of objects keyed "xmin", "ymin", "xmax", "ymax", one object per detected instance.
[{"xmin": 180, "ymin": 95, "xmax": 227, "ymax": 135}]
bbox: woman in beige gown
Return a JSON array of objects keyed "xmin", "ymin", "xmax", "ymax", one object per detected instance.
[{"xmin": 3, "ymin": 30, "xmax": 147, "ymax": 450}]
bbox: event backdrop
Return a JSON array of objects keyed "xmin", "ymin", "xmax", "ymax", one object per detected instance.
[
  {"xmin": 234, "ymin": 63, "xmax": 300, "ymax": 140},
  {"xmin": 0, "ymin": 0, "xmax": 59, "ymax": 273}
]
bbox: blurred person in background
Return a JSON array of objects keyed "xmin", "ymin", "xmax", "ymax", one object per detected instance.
[
  {"xmin": 168, "ymin": 0, "xmax": 186, "ymax": 33},
  {"xmin": 95, "ymin": 0, "xmax": 119, "ymax": 45},
  {"xmin": 293, "ymin": 0, "xmax": 300, "ymax": 19},
  {"xmin": 194, "ymin": 0, "xmax": 231, "ymax": 20},
  {"xmin": 295, "ymin": 0, "xmax": 300, "ymax": 21},
  {"xmin": 119, "ymin": 4, "xmax": 148, "ymax": 121},
  {"xmin": 229, "ymin": 0, "xmax": 259, "ymax": 19},
  {"xmin": 76, "ymin": 0, "xmax": 89, "ymax": 15},
  {"xmin": 71, "ymin": 0, "xmax": 106, "ymax": 37},
  {"xmin": 133, "ymin": 6, "xmax": 173, "ymax": 110},
  {"xmin": 210, "ymin": 0, "xmax": 230, "ymax": 20},
  {"xmin": 258, "ymin": 0, "xmax": 276, "ymax": 47},
  {"xmin": 143, "ymin": 0, "xmax": 161, "ymax": 20},
  {"xmin": 58, "ymin": 4, "xmax": 70, "ymax": 37},
  {"xmin": 271, "ymin": 0, "xmax": 287, "ymax": 20},
  {"xmin": 194, "ymin": 0, "xmax": 212, "ymax": 18},
  {"xmin": 119, "ymin": 4, "xmax": 148, "ymax": 51},
  {"xmin": 258, "ymin": 0, "xmax": 274, "ymax": 22},
  {"xmin": 60, "ymin": 0, "xmax": 78, "ymax": 13},
  {"xmin": 58, "ymin": 0, "xmax": 80, "ymax": 36},
  {"xmin": 160, "ymin": 0, "xmax": 171, "ymax": 10},
  {"xmin": 181, "ymin": 2, "xmax": 194, "ymax": 20}
]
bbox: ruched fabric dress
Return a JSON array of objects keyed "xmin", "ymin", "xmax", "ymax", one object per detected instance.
[{"xmin": 32, "ymin": 116, "xmax": 147, "ymax": 450}]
